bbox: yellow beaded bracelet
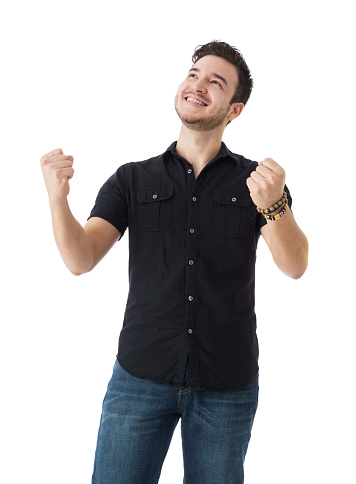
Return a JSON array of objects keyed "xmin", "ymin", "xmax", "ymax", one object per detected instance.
[{"xmin": 262, "ymin": 201, "xmax": 288, "ymax": 220}]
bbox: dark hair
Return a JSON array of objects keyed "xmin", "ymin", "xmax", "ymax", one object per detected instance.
[{"xmin": 192, "ymin": 40, "xmax": 253, "ymax": 106}]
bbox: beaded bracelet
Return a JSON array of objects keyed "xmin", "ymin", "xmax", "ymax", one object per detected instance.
[
  {"xmin": 256, "ymin": 191, "xmax": 288, "ymax": 214},
  {"xmin": 263, "ymin": 201, "xmax": 288, "ymax": 220}
]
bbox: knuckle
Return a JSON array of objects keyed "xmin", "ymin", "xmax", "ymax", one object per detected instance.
[
  {"xmin": 51, "ymin": 148, "xmax": 63, "ymax": 157},
  {"xmin": 277, "ymin": 171, "xmax": 285, "ymax": 182}
]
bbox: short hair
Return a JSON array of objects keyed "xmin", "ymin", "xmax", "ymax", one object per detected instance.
[{"xmin": 192, "ymin": 40, "xmax": 253, "ymax": 106}]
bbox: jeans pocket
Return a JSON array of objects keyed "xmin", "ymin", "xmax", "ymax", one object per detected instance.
[
  {"xmin": 213, "ymin": 191, "xmax": 254, "ymax": 237},
  {"xmin": 137, "ymin": 186, "xmax": 174, "ymax": 231}
]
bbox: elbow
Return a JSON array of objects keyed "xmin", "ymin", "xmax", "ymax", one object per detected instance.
[
  {"xmin": 289, "ymin": 250, "xmax": 309, "ymax": 280},
  {"xmin": 280, "ymin": 245, "xmax": 309, "ymax": 280},
  {"xmin": 68, "ymin": 264, "xmax": 93, "ymax": 277},
  {"xmin": 295, "ymin": 241, "xmax": 309, "ymax": 279},
  {"xmin": 290, "ymin": 266, "xmax": 307, "ymax": 280},
  {"xmin": 282, "ymin": 264, "xmax": 307, "ymax": 280},
  {"xmin": 70, "ymin": 270, "xmax": 84, "ymax": 277},
  {"xmin": 65, "ymin": 255, "xmax": 95, "ymax": 276}
]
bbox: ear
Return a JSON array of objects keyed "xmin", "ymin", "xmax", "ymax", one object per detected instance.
[{"xmin": 227, "ymin": 103, "xmax": 244, "ymax": 123}]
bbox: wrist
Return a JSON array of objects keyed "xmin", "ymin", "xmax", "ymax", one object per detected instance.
[
  {"xmin": 256, "ymin": 191, "xmax": 287, "ymax": 215},
  {"xmin": 263, "ymin": 201, "xmax": 288, "ymax": 221},
  {"xmin": 49, "ymin": 195, "xmax": 70, "ymax": 212}
]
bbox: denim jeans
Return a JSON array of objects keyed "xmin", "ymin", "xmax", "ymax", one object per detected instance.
[{"xmin": 92, "ymin": 358, "xmax": 258, "ymax": 484}]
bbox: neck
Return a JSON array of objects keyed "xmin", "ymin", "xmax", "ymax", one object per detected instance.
[{"xmin": 175, "ymin": 124, "xmax": 224, "ymax": 171}]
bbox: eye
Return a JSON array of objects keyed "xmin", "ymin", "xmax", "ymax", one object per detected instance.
[
  {"xmin": 211, "ymin": 80, "xmax": 222, "ymax": 87},
  {"xmin": 188, "ymin": 73, "xmax": 197, "ymax": 78}
]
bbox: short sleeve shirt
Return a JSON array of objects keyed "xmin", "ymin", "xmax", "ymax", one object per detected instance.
[{"xmin": 88, "ymin": 141, "xmax": 292, "ymax": 392}]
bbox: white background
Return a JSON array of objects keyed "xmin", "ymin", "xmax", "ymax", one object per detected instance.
[{"xmin": 1, "ymin": 1, "xmax": 355, "ymax": 482}]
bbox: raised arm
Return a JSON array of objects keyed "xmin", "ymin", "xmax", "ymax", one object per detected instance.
[
  {"xmin": 40, "ymin": 148, "xmax": 120, "ymax": 276},
  {"xmin": 246, "ymin": 157, "xmax": 308, "ymax": 279}
]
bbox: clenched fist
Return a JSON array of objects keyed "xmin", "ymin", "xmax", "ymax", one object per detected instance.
[
  {"xmin": 40, "ymin": 148, "xmax": 74, "ymax": 202},
  {"xmin": 246, "ymin": 158, "xmax": 286, "ymax": 210}
]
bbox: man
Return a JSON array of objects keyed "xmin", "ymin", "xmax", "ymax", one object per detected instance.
[{"xmin": 40, "ymin": 40, "xmax": 308, "ymax": 484}]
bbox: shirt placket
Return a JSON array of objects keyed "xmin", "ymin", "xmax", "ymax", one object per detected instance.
[
  {"xmin": 175, "ymin": 147, "xmax": 225, "ymax": 391},
  {"xmin": 184, "ymin": 162, "xmax": 211, "ymax": 390}
]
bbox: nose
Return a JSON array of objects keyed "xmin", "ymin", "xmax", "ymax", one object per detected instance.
[{"xmin": 191, "ymin": 78, "xmax": 207, "ymax": 94}]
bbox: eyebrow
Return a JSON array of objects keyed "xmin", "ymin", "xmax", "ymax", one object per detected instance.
[{"xmin": 188, "ymin": 67, "xmax": 228, "ymax": 86}]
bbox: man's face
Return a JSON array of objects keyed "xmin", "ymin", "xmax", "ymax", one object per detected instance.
[{"xmin": 174, "ymin": 55, "xmax": 241, "ymax": 132}]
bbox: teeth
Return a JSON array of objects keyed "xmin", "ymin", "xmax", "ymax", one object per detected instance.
[{"xmin": 186, "ymin": 97, "xmax": 205, "ymax": 106}]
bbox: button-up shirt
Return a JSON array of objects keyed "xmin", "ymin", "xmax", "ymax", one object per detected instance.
[{"xmin": 88, "ymin": 141, "xmax": 292, "ymax": 392}]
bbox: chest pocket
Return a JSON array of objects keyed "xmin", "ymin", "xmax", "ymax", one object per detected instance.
[
  {"xmin": 213, "ymin": 191, "xmax": 254, "ymax": 237},
  {"xmin": 137, "ymin": 187, "xmax": 174, "ymax": 231}
]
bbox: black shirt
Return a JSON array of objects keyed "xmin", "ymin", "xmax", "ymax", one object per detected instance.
[{"xmin": 88, "ymin": 141, "xmax": 292, "ymax": 392}]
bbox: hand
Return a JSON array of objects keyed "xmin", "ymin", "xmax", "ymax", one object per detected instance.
[
  {"xmin": 40, "ymin": 148, "xmax": 74, "ymax": 203},
  {"xmin": 246, "ymin": 158, "xmax": 286, "ymax": 210}
]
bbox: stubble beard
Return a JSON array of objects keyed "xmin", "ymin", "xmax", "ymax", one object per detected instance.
[{"xmin": 174, "ymin": 94, "xmax": 231, "ymax": 132}]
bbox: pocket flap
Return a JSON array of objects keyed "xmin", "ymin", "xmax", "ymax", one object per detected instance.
[
  {"xmin": 137, "ymin": 187, "xmax": 174, "ymax": 203},
  {"xmin": 213, "ymin": 191, "xmax": 253, "ymax": 207}
]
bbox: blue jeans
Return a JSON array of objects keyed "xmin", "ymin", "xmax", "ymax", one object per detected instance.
[{"xmin": 92, "ymin": 358, "xmax": 258, "ymax": 484}]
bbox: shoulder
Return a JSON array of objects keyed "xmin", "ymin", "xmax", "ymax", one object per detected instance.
[
  {"xmin": 105, "ymin": 150, "xmax": 169, "ymax": 195},
  {"xmin": 223, "ymin": 145, "xmax": 258, "ymax": 171},
  {"xmin": 116, "ymin": 150, "xmax": 167, "ymax": 174}
]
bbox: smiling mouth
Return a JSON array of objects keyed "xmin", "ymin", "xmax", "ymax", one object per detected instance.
[{"xmin": 184, "ymin": 96, "xmax": 207, "ymax": 106}]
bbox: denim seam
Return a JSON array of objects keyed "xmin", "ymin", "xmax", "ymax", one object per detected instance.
[
  {"xmin": 177, "ymin": 387, "xmax": 191, "ymax": 413},
  {"xmin": 180, "ymin": 388, "xmax": 191, "ymax": 396},
  {"xmin": 177, "ymin": 391, "xmax": 182, "ymax": 414}
]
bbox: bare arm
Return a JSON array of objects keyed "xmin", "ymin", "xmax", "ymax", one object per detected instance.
[
  {"xmin": 49, "ymin": 199, "xmax": 120, "ymax": 275},
  {"xmin": 247, "ymin": 157, "xmax": 308, "ymax": 279},
  {"xmin": 41, "ymin": 148, "xmax": 120, "ymax": 276},
  {"xmin": 260, "ymin": 206, "xmax": 308, "ymax": 279}
]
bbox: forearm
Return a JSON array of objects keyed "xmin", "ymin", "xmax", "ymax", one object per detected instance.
[
  {"xmin": 49, "ymin": 198, "xmax": 94, "ymax": 275},
  {"xmin": 263, "ymin": 206, "xmax": 309, "ymax": 279}
]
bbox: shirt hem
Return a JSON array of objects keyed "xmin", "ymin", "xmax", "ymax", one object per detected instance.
[
  {"xmin": 117, "ymin": 356, "xmax": 258, "ymax": 393},
  {"xmin": 117, "ymin": 356, "xmax": 182, "ymax": 388}
]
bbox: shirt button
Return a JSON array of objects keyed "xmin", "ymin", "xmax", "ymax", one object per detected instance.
[
  {"xmin": 153, "ymin": 194, "xmax": 157, "ymax": 199},
  {"xmin": 188, "ymin": 296, "xmax": 194, "ymax": 301},
  {"xmin": 192, "ymin": 197, "xmax": 197, "ymax": 201},
  {"xmin": 188, "ymin": 260, "xmax": 194, "ymax": 265},
  {"xmin": 187, "ymin": 169, "xmax": 193, "ymax": 174},
  {"xmin": 232, "ymin": 197, "xmax": 236, "ymax": 202},
  {"xmin": 188, "ymin": 329, "xmax": 193, "ymax": 334},
  {"xmin": 190, "ymin": 228, "xmax": 195, "ymax": 234}
]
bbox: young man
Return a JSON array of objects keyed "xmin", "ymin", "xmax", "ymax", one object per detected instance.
[{"xmin": 40, "ymin": 41, "xmax": 308, "ymax": 484}]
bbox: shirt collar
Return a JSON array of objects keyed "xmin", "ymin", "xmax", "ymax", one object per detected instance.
[{"xmin": 164, "ymin": 141, "xmax": 231, "ymax": 164}]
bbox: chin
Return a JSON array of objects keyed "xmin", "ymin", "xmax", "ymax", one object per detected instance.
[{"xmin": 175, "ymin": 97, "xmax": 229, "ymax": 132}]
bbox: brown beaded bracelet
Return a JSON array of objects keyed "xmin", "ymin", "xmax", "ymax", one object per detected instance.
[{"xmin": 256, "ymin": 191, "xmax": 288, "ymax": 214}]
